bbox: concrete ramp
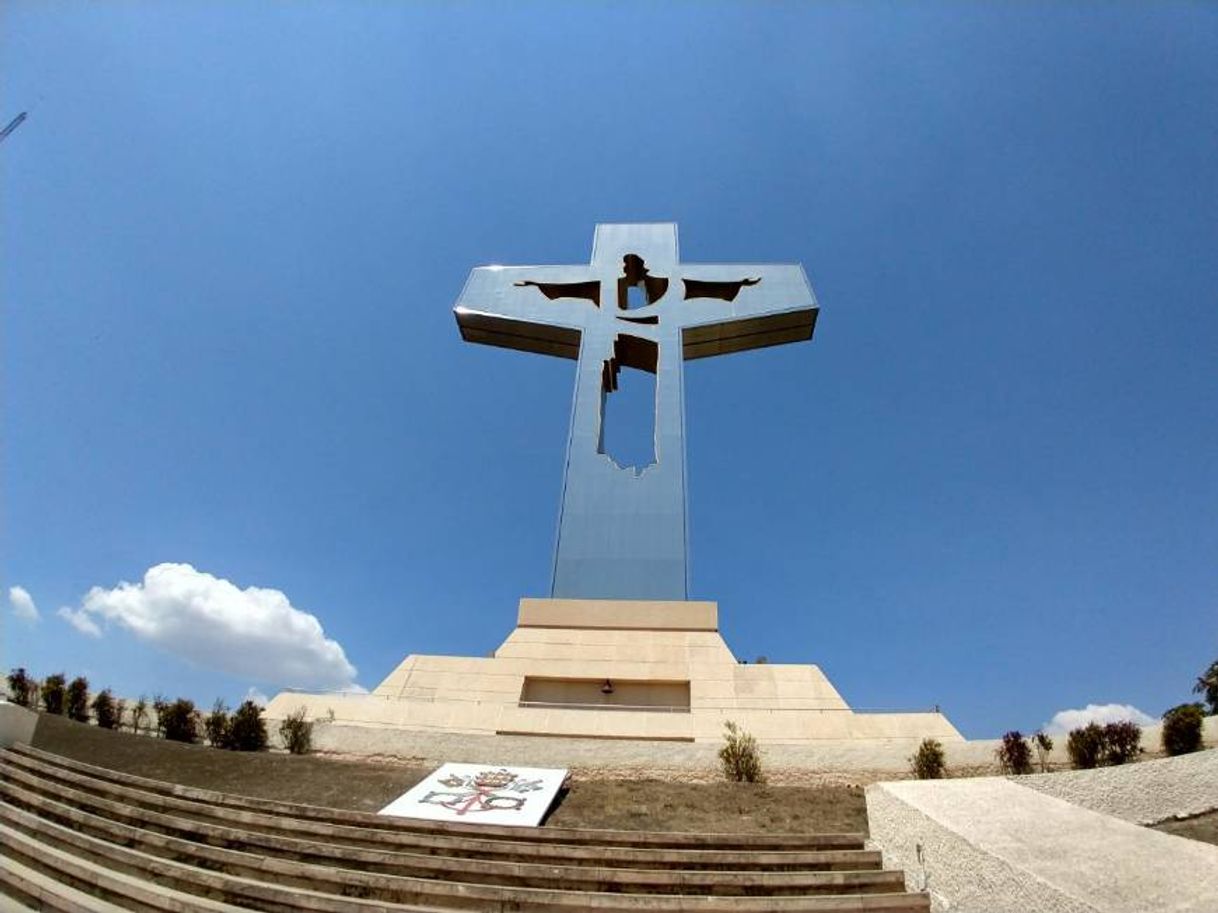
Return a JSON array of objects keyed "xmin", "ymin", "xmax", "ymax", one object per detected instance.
[{"xmin": 867, "ymin": 777, "xmax": 1218, "ymax": 912}]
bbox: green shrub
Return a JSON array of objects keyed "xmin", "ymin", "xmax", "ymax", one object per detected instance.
[
  {"xmin": 226, "ymin": 701, "xmax": 268, "ymax": 752},
  {"xmin": 66, "ymin": 676, "xmax": 90, "ymax": 723},
  {"xmin": 114, "ymin": 698, "xmax": 128, "ymax": 730},
  {"xmin": 152, "ymin": 694, "xmax": 169, "ymax": 737},
  {"xmin": 91, "ymin": 689, "xmax": 119, "ymax": 729},
  {"xmin": 1066, "ymin": 723, "xmax": 1104, "ymax": 769},
  {"xmin": 160, "ymin": 699, "xmax": 200, "ymax": 743},
  {"xmin": 131, "ymin": 696, "xmax": 150, "ymax": 735},
  {"xmin": 278, "ymin": 707, "xmax": 314, "ymax": 755},
  {"xmin": 41, "ymin": 673, "xmax": 66, "ymax": 715},
  {"xmin": 996, "ymin": 730, "xmax": 1033, "ymax": 775},
  {"xmin": 910, "ymin": 738, "xmax": 946, "ymax": 779},
  {"xmin": 1194, "ymin": 659, "xmax": 1218, "ymax": 716},
  {"xmin": 1032, "ymin": 731, "xmax": 1054, "ymax": 772},
  {"xmin": 1065, "ymin": 720, "xmax": 1143, "ymax": 768},
  {"xmin": 1102, "ymin": 720, "xmax": 1141, "ymax": 765},
  {"xmin": 1162, "ymin": 704, "xmax": 1205, "ymax": 757},
  {"xmin": 6, "ymin": 668, "xmax": 37, "ymax": 708},
  {"xmin": 204, "ymin": 700, "xmax": 230, "ymax": 747},
  {"xmin": 719, "ymin": 721, "xmax": 765, "ymax": 783}
]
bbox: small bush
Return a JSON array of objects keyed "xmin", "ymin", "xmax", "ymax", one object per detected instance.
[
  {"xmin": 91, "ymin": 689, "xmax": 119, "ymax": 729},
  {"xmin": 66, "ymin": 676, "xmax": 90, "ymax": 723},
  {"xmin": 1102, "ymin": 720, "xmax": 1141, "ymax": 765},
  {"xmin": 227, "ymin": 701, "xmax": 268, "ymax": 752},
  {"xmin": 41, "ymin": 673, "xmax": 67, "ymax": 715},
  {"xmin": 1066, "ymin": 723, "xmax": 1104, "ymax": 769},
  {"xmin": 204, "ymin": 700, "xmax": 230, "ymax": 747},
  {"xmin": 1194, "ymin": 659, "xmax": 1218, "ymax": 716},
  {"xmin": 279, "ymin": 707, "xmax": 314, "ymax": 755},
  {"xmin": 910, "ymin": 738, "xmax": 946, "ymax": 779},
  {"xmin": 160, "ymin": 698, "xmax": 200, "ymax": 744},
  {"xmin": 131, "ymin": 696, "xmax": 150, "ymax": 735},
  {"xmin": 1162, "ymin": 703, "xmax": 1205, "ymax": 757},
  {"xmin": 114, "ymin": 698, "xmax": 127, "ymax": 730},
  {"xmin": 6, "ymin": 668, "xmax": 37, "ymax": 708},
  {"xmin": 1064, "ymin": 721, "xmax": 1143, "ymax": 768},
  {"xmin": 719, "ymin": 721, "xmax": 765, "ymax": 783},
  {"xmin": 996, "ymin": 730, "xmax": 1033, "ymax": 775},
  {"xmin": 1032, "ymin": 731, "xmax": 1054, "ymax": 772},
  {"xmin": 152, "ymin": 694, "xmax": 169, "ymax": 737}
]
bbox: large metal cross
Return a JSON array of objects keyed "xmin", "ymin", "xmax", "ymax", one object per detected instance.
[{"xmin": 455, "ymin": 223, "xmax": 818, "ymax": 601}]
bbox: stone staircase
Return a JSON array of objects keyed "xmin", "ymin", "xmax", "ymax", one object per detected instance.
[{"xmin": 0, "ymin": 744, "xmax": 928, "ymax": 911}]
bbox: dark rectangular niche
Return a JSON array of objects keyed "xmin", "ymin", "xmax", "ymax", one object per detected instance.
[{"xmin": 519, "ymin": 677, "xmax": 691, "ymax": 712}]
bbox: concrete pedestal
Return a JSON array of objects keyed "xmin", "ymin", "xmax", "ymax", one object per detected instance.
[{"xmin": 266, "ymin": 599, "xmax": 962, "ymax": 747}]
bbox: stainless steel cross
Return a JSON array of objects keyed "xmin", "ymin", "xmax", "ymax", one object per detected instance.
[{"xmin": 454, "ymin": 223, "xmax": 818, "ymax": 601}]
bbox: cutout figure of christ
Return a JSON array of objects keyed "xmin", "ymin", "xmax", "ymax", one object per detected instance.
[
  {"xmin": 513, "ymin": 254, "xmax": 761, "ymax": 310},
  {"xmin": 454, "ymin": 224, "xmax": 818, "ymax": 601}
]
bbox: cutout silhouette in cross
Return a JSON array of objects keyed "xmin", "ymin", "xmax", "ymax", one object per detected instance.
[{"xmin": 454, "ymin": 223, "xmax": 818, "ymax": 601}]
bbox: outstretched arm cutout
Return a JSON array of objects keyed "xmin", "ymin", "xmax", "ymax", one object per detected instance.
[
  {"xmin": 683, "ymin": 277, "xmax": 761, "ymax": 302},
  {"xmin": 515, "ymin": 280, "xmax": 601, "ymax": 306}
]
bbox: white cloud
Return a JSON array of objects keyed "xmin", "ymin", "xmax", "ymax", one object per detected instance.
[
  {"xmin": 72, "ymin": 563, "xmax": 359, "ymax": 691},
  {"xmin": 9, "ymin": 586, "xmax": 40, "ymax": 622},
  {"xmin": 1043, "ymin": 703, "xmax": 1157, "ymax": 735},
  {"xmin": 57, "ymin": 606, "xmax": 102, "ymax": 638},
  {"xmin": 244, "ymin": 687, "xmax": 269, "ymax": 707}
]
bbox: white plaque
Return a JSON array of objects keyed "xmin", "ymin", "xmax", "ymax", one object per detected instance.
[{"xmin": 378, "ymin": 763, "xmax": 568, "ymax": 828}]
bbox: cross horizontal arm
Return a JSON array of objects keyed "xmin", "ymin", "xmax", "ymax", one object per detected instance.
[
  {"xmin": 683, "ymin": 308, "xmax": 817, "ymax": 360},
  {"xmin": 454, "ymin": 265, "xmax": 598, "ymax": 361},
  {"xmin": 674, "ymin": 263, "xmax": 819, "ymax": 359},
  {"xmin": 455, "ymin": 307, "xmax": 581, "ymax": 360}
]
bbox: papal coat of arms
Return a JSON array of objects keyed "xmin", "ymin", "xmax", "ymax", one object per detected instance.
[
  {"xmin": 379, "ymin": 762, "xmax": 568, "ymax": 827},
  {"xmin": 419, "ymin": 767, "xmax": 546, "ymax": 816}
]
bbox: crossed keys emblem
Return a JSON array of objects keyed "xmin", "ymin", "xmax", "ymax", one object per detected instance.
[{"xmin": 419, "ymin": 768, "xmax": 546, "ymax": 816}]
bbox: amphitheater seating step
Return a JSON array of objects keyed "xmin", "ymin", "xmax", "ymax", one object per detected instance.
[
  {"xmin": 0, "ymin": 744, "xmax": 929, "ymax": 912},
  {"xmin": 10, "ymin": 743, "xmax": 852, "ymax": 849},
  {"xmin": 1, "ymin": 820, "xmax": 248, "ymax": 912},
  {"xmin": 1, "ymin": 855, "xmax": 120, "ymax": 913},
  {"xmin": 1, "ymin": 748, "xmax": 876, "ymax": 874},
  {"xmin": 1, "ymin": 853, "xmax": 127, "ymax": 913}
]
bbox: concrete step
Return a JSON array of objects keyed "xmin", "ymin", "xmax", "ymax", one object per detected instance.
[
  {"xmin": 1, "ymin": 744, "xmax": 930, "ymax": 911},
  {"xmin": 0, "ymin": 812, "xmax": 435, "ymax": 913},
  {"xmin": 0, "ymin": 776, "xmax": 907, "ymax": 898},
  {"xmin": 10, "ymin": 744, "xmax": 859, "ymax": 850},
  {"xmin": 1, "ymin": 749, "xmax": 874, "ymax": 871},
  {"xmin": 1, "ymin": 821, "xmax": 248, "ymax": 912},
  {"xmin": 0, "ymin": 801, "xmax": 930, "ymax": 912},
  {"xmin": 2, "ymin": 854, "xmax": 125, "ymax": 913}
]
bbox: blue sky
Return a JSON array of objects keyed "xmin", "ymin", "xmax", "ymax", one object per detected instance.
[{"xmin": 3, "ymin": 2, "xmax": 1215, "ymax": 738}]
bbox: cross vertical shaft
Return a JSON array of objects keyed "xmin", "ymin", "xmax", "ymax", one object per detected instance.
[{"xmin": 553, "ymin": 225, "xmax": 687, "ymax": 599}]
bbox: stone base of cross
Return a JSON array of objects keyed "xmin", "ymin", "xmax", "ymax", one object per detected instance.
[{"xmin": 455, "ymin": 224, "xmax": 818, "ymax": 600}]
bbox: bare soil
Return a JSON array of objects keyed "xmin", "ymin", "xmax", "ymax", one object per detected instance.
[
  {"xmin": 28, "ymin": 714, "xmax": 867, "ymax": 834},
  {"xmin": 1151, "ymin": 810, "xmax": 1218, "ymax": 847}
]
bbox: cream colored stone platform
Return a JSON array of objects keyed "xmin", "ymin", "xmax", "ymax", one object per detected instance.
[{"xmin": 266, "ymin": 599, "xmax": 962, "ymax": 745}]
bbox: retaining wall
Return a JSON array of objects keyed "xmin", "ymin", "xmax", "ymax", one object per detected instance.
[{"xmin": 866, "ymin": 776, "xmax": 1218, "ymax": 913}]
